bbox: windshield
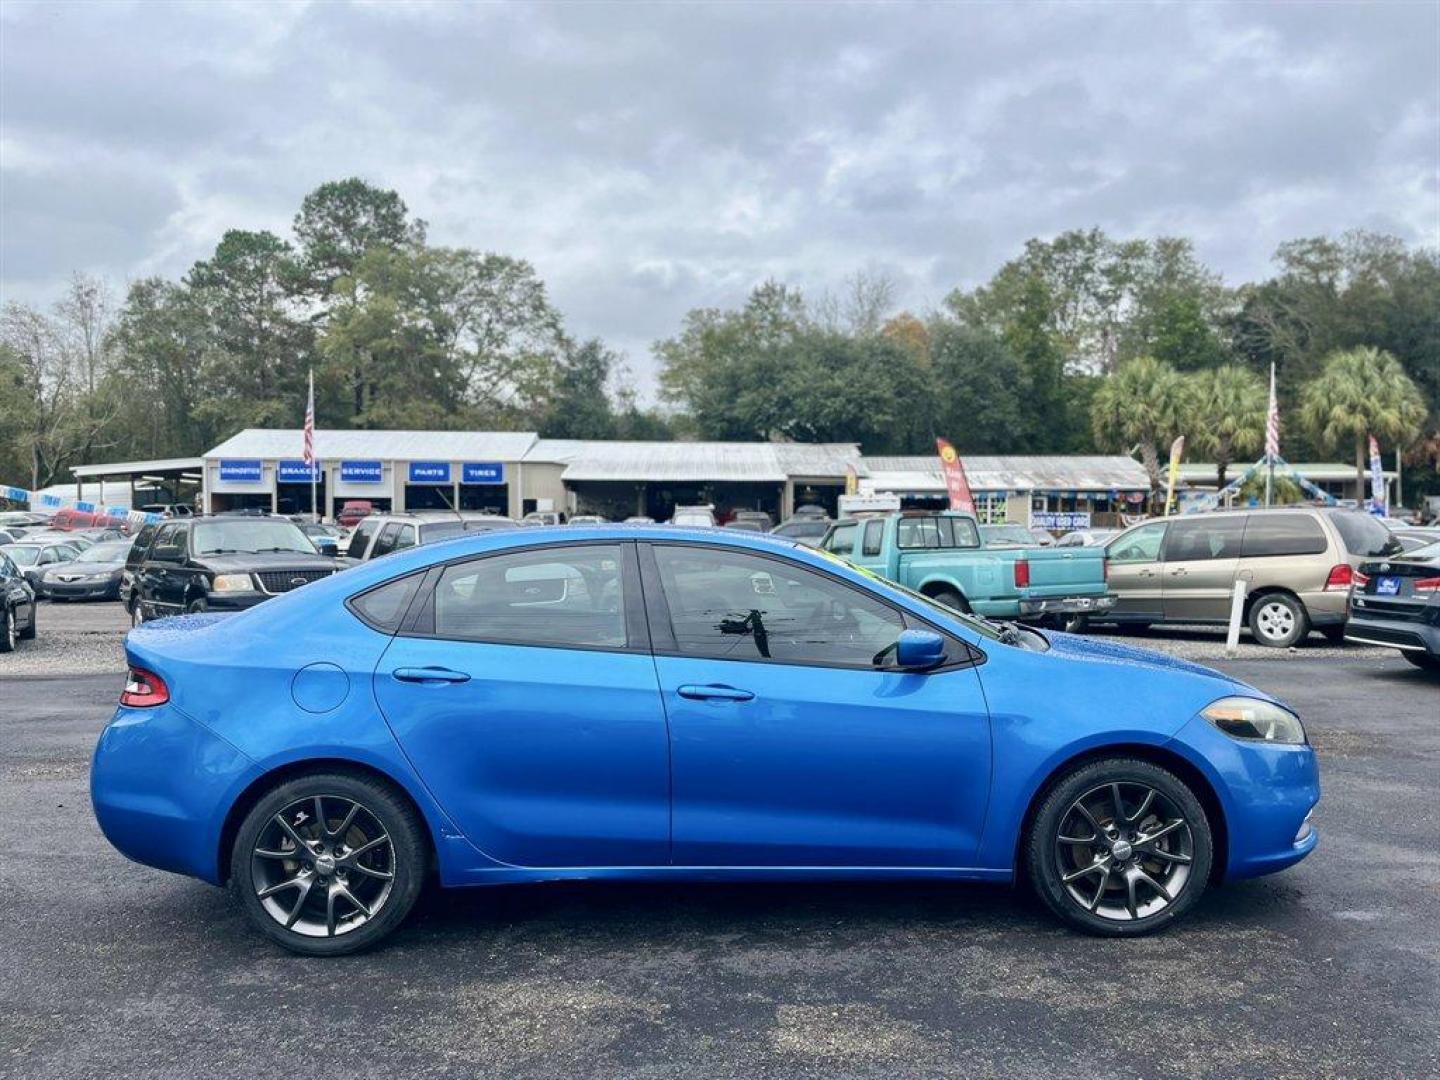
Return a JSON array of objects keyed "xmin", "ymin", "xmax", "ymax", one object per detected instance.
[
  {"xmin": 1402, "ymin": 540, "xmax": 1440, "ymax": 561},
  {"xmin": 2, "ymin": 546, "xmax": 39, "ymax": 566},
  {"xmin": 76, "ymin": 541, "xmax": 130, "ymax": 563},
  {"xmin": 191, "ymin": 520, "xmax": 317, "ymax": 556}
]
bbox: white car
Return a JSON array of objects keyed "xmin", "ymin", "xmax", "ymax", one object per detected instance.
[{"xmin": 670, "ymin": 505, "xmax": 717, "ymax": 527}]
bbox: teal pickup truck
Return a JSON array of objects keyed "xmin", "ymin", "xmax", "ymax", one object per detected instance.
[{"xmin": 819, "ymin": 511, "xmax": 1114, "ymax": 625}]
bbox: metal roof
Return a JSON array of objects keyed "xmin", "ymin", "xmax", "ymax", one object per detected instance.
[
  {"xmin": 72, "ymin": 456, "xmax": 204, "ymax": 478},
  {"xmin": 556, "ymin": 442, "xmax": 791, "ymax": 483},
  {"xmin": 203, "ymin": 429, "xmax": 539, "ymax": 462},
  {"xmin": 1176, "ymin": 462, "xmax": 1394, "ymax": 482},
  {"xmin": 861, "ymin": 455, "xmax": 1151, "ymax": 493}
]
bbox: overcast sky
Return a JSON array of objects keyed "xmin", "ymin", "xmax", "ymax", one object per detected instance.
[{"xmin": 2, "ymin": 0, "xmax": 1437, "ymax": 394}]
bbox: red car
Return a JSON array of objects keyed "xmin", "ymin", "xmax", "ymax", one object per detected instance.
[{"xmin": 336, "ymin": 501, "xmax": 375, "ymax": 528}]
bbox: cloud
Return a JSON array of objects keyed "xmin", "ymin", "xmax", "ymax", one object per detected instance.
[{"xmin": 2, "ymin": 0, "xmax": 1436, "ymax": 396}]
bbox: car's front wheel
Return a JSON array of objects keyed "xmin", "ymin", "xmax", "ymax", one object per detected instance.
[
  {"xmin": 1025, "ymin": 758, "xmax": 1213, "ymax": 936},
  {"xmin": 230, "ymin": 771, "xmax": 428, "ymax": 956}
]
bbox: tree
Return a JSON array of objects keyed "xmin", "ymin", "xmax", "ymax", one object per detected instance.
[
  {"xmin": 928, "ymin": 323, "xmax": 1026, "ymax": 453},
  {"xmin": 542, "ymin": 338, "xmax": 619, "ymax": 440},
  {"xmin": 293, "ymin": 178, "xmax": 423, "ymax": 300},
  {"xmin": 1091, "ymin": 355, "xmax": 1193, "ymax": 500},
  {"xmin": 1299, "ymin": 346, "xmax": 1428, "ymax": 496},
  {"xmin": 1188, "ymin": 365, "xmax": 1267, "ymax": 489}
]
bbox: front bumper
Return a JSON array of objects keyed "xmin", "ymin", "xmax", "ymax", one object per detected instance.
[
  {"xmin": 43, "ymin": 577, "xmax": 121, "ymax": 600},
  {"xmin": 1172, "ymin": 714, "xmax": 1320, "ymax": 881},
  {"xmin": 91, "ymin": 703, "xmax": 260, "ymax": 884},
  {"xmin": 1019, "ymin": 595, "xmax": 1116, "ymax": 617}
]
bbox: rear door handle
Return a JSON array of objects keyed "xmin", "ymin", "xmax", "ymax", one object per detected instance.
[
  {"xmin": 392, "ymin": 666, "xmax": 471, "ymax": 685},
  {"xmin": 677, "ymin": 684, "xmax": 755, "ymax": 702}
]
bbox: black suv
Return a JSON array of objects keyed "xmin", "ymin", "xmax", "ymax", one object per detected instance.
[{"xmin": 129, "ymin": 516, "xmax": 338, "ymax": 624}]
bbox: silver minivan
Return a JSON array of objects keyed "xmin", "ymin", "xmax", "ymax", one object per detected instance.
[{"xmin": 1098, "ymin": 507, "xmax": 1403, "ymax": 647}]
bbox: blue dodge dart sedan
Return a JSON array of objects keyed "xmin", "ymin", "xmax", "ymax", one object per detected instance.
[{"xmin": 91, "ymin": 527, "xmax": 1319, "ymax": 955}]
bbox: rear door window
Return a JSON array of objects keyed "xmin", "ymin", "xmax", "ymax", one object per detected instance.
[
  {"xmin": 346, "ymin": 520, "xmax": 379, "ymax": 559},
  {"xmin": 1162, "ymin": 517, "xmax": 1245, "ymax": 561},
  {"xmin": 370, "ymin": 523, "xmax": 402, "ymax": 559},
  {"xmin": 1239, "ymin": 514, "xmax": 1328, "ymax": 557},
  {"xmin": 1329, "ymin": 511, "xmax": 1401, "ymax": 558}
]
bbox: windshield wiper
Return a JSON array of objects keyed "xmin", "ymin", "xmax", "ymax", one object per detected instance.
[{"xmin": 252, "ymin": 547, "xmax": 309, "ymax": 553}]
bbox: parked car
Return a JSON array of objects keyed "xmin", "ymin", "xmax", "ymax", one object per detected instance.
[
  {"xmin": 24, "ymin": 531, "xmax": 91, "ymax": 552},
  {"xmin": 344, "ymin": 513, "xmax": 519, "ymax": 562},
  {"xmin": 92, "ymin": 526, "xmax": 1319, "ymax": 955},
  {"xmin": 138, "ymin": 502, "xmax": 194, "ymax": 518},
  {"xmin": 1098, "ymin": 507, "xmax": 1403, "ymax": 647},
  {"xmin": 120, "ymin": 522, "xmax": 161, "ymax": 614},
  {"xmin": 0, "ymin": 550, "xmax": 38, "ymax": 652},
  {"xmin": 337, "ymin": 501, "xmax": 376, "ymax": 529},
  {"xmin": 568, "ymin": 514, "xmax": 608, "ymax": 526},
  {"xmin": 0, "ymin": 511, "xmax": 50, "ymax": 530},
  {"xmin": 732, "ymin": 510, "xmax": 774, "ymax": 531},
  {"xmin": 624, "ymin": 516, "xmax": 656, "ymax": 524},
  {"xmin": 770, "ymin": 516, "xmax": 833, "ymax": 547},
  {"xmin": 980, "ymin": 523, "xmax": 1040, "ymax": 548},
  {"xmin": 39, "ymin": 539, "xmax": 131, "ymax": 601},
  {"xmin": 0, "ymin": 541, "xmax": 79, "ymax": 596},
  {"xmin": 298, "ymin": 522, "xmax": 346, "ymax": 556},
  {"xmin": 521, "ymin": 511, "xmax": 565, "ymax": 526},
  {"xmin": 722, "ymin": 519, "xmax": 765, "ymax": 531},
  {"xmin": 821, "ymin": 511, "xmax": 1114, "ymax": 627},
  {"xmin": 792, "ymin": 503, "xmax": 829, "ymax": 518},
  {"xmin": 671, "ymin": 505, "xmax": 717, "ymax": 527},
  {"xmin": 130, "ymin": 516, "xmax": 339, "ymax": 623},
  {"xmin": 0, "ymin": 528, "xmax": 23, "ymax": 546},
  {"xmin": 1345, "ymin": 539, "xmax": 1439, "ymax": 672},
  {"xmin": 1027, "ymin": 528, "xmax": 1057, "ymax": 547},
  {"xmin": 1057, "ymin": 529, "xmax": 1120, "ymax": 548},
  {"xmin": 49, "ymin": 507, "xmax": 103, "ymax": 531}
]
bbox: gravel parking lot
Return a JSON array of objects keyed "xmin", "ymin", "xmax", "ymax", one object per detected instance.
[{"xmin": 3, "ymin": 638, "xmax": 1436, "ymax": 1079}]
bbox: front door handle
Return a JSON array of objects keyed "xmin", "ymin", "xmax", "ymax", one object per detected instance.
[
  {"xmin": 1169, "ymin": 568, "xmax": 1188, "ymax": 576},
  {"xmin": 392, "ymin": 666, "xmax": 471, "ymax": 685},
  {"xmin": 677, "ymin": 684, "xmax": 755, "ymax": 702}
]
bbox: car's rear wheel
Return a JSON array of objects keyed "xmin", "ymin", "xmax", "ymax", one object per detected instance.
[
  {"xmin": 1248, "ymin": 593, "xmax": 1309, "ymax": 648},
  {"xmin": 1025, "ymin": 757, "xmax": 1213, "ymax": 936},
  {"xmin": 230, "ymin": 771, "xmax": 428, "ymax": 957},
  {"xmin": 0, "ymin": 605, "xmax": 15, "ymax": 653},
  {"xmin": 1403, "ymin": 651, "xmax": 1440, "ymax": 673},
  {"xmin": 1319, "ymin": 624, "xmax": 1346, "ymax": 644}
]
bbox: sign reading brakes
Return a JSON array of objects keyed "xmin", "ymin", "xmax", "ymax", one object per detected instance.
[
  {"xmin": 407, "ymin": 461, "xmax": 452, "ymax": 484},
  {"xmin": 277, "ymin": 460, "xmax": 320, "ymax": 482},
  {"xmin": 218, "ymin": 459, "xmax": 263, "ymax": 483}
]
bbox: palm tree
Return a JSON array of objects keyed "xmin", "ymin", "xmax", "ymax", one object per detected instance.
[
  {"xmin": 1299, "ymin": 347, "xmax": 1427, "ymax": 499},
  {"xmin": 1092, "ymin": 355, "xmax": 1193, "ymax": 504},
  {"xmin": 1188, "ymin": 365, "xmax": 1267, "ymax": 490}
]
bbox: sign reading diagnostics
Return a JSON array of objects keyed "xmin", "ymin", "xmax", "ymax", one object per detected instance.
[{"xmin": 218, "ymin": 460, "xmax": 263, "ymax": 483}]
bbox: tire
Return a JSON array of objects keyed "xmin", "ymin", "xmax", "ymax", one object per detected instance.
[
  {"xmin": 930, "ymin": 589, "xmax": 971, "ymax": 614},
  {"xmin": 1060, "ymin": 614, "xmax": 1091, "ymax": 634},
  {"xmin": 1025, "ymin": 757, "xmax": 1213, "ymax": 937},
  {"xmin": 229, "ymin": 770, "xmax": 428, "ymax": 957},
  {"xmin": 1403, "ymin": 651, "xmax": 1440, "ymax": 673},
  {"xmin": 1247, "ymin": 592, "xmax": 1309, "ymax": 648},
  {"xmin": 186, "ymin": 598, "xmax": 207, "ymax": 614},
  {"xmin": 0, "ymin": 605, "xmax": 15, "ymax": 653},
  {"xmin": 18, "ymin": 602, "xmax": 36, "ymax": 640}
]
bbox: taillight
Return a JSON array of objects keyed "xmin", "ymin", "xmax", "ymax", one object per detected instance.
[
  {"xmin": 1352, "ymin": 571, "xmax": 1370, "ymax": 588},
  {"xmin": 120, "ymin": 666, "xmax": 169, "ymax": 708},
  {"xmin": 1014, "ymin": 558, "xmax": 1030, "ymax": 589},
  {"xmin": 1415, "ymin": 576, "xmax": 1440, "ymax": 593},
  {"xmin": 1324, "ymin": 564, "xmax": 1354, "ymax": 591}
]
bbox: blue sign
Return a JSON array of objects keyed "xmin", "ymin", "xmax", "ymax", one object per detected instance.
[
  {"xmin": 74, "ymin": 501, "xmax": 96, "ymax": 513},
  {"xmin": 2, "ymin": 485, "xmax": 27, "ymax": 503},
  {"xmin": 1033, "ymin": 511, "xmax": 1092, "ymax": 530},
  {"xmin": 339, "ymin": 460, "xmax": 384, "ymax": 484},
  {"xmin": 219, "ymin": 459, "xmax": 263, "ymax": 483},
  {"xmin": 461, "ymin": 462, "xmax": 505, "ymax": 485},
  {"xmin": 277, "ymin": 459, "xmax": 321, "ymax": 483},
  {"xmin": 408, "ymin": 461, "xmax": 452, "ymax": 484}
]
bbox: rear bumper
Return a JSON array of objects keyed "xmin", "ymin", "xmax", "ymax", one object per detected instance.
[
  {"xmin": 1344, "ymin": 614, "xmax": 1440, "ymax": 656},
  {"xmin": 91, "ymin": 703, "xmax": 259, "ymax": 884},
  {"xmin": 1019, "ymin": 595, "xmax": 1116, "ymax": 617}
]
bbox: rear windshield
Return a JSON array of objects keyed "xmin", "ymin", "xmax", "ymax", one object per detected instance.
[
  {"xmin": 896, "ymin": 516, "xmax": 981, "ymax": 550},
  {"xmin": 775, "ymin": 520, "xmax": 830, "ymax": 538},
  {"xmin": 1329, "ymin": 511, "xmax": 1403, "ymax": 558}
]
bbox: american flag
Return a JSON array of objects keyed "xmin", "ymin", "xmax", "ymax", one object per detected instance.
[
  {"xmin": 1264, "ymin": 363, "xmax": 1279, "ymax": 461},
  {"xmin": 303, "ymin": 369, "xmax": 315, "ymax": 467}
]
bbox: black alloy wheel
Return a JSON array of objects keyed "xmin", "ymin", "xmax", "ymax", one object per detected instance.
[
  {"xmin": 231, "ymin": 771, "xmax": 427, "ymax": 956},
  {"xmin": 1026, "ymin": 758, "xmax": 1213, "ymax": 936}
]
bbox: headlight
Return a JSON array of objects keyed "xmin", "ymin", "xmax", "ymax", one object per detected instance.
[
  {"xmin": 210, "ymin": 573, "xmax": 253, "ymax": 593},
  {"xmin": 1202, "ymin": 697, "xmax": 1306, "ymax": 745}
]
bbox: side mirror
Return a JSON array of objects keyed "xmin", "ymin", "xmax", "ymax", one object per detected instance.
[
  {"xmin": 152, "ymin": 544, "xmax": 181, "ymax": 562},
  {"xmin": 896, "ymin": 628, "xmax": 947, "ymax": 670}
]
